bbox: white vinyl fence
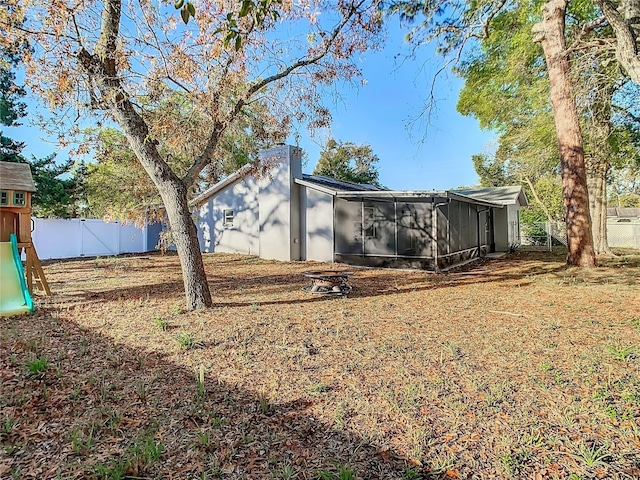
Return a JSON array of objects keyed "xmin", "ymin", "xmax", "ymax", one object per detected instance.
[
  {"xmin": 31, "ymin": 218, "xmax": 160, "ymax": 260},
  {"xmin": 607, "ymin": 220, "xmax": 640, "ymax": 249}
]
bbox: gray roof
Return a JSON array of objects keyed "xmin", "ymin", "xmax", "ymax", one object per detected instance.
[
  {"xmin": 300, "ymin": 174, "xmax": 383, "ymax": 192},
  {"xmin": 191, "ymin": 157, "xmax": 524, "ymax": 211},
  {"xmin": 607, "ymin": 207, "xmax": 640, "ymax": 218},
  {"xmin": 0, "ymin": 161, "xmax": 36, "ymax": 192},
  {"xmin": 296, "ymin": 176, "xmax": 503, "ymax": 207},
  {"xmin": 452, "ymin": 186, "xmax": 528, "ymax": 207},
  {"xmin": 190, "ymin": 164, "xmax": 252, "ymax": 206},
  {"xmin": 333, "ymin": 189, "xmax": 504, "ymax": 207}
]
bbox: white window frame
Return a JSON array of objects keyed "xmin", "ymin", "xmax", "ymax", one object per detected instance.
[{"xmin": 223, "ymin": 209, "xmax": 234, "ymax": 227}]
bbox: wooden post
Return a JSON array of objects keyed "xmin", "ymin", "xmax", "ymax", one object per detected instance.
[{"xmin": 20, "ymin": 243, "xmax": 51, "ymax": 296}]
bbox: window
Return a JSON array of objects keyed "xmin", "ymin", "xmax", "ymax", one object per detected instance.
[
  {"xmin": 223, "ymin": 209, "xmax": 234, "ymax": 227},
  {"xmin": 13, "ymin": 191, "xmax": 26, "ymax": 206},
  {"xmin": 363, "ymin": 207, "xmax": 377, "ymax": 238},
  {"xmin": 0, "ymin": 190, "xmax": 7, "ymax": 206}
]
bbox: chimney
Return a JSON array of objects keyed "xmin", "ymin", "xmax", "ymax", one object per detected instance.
[{"xmin": 257, "ymin": 145, "xmax": 302, "ymax": 261}]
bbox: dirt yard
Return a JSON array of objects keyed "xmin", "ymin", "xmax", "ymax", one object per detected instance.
[{"xmin": 1, "ymin": 251, "xmax": 639, "ymax": 479}]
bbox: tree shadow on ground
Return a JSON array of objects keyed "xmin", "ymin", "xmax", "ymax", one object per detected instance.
[
  {"xmin": 39, "ymin": 251, "xmax": 639, "ymax": 311},
  {"xmin": 0, "ymin": 311, "xmax": 457, "ymax": 479}
]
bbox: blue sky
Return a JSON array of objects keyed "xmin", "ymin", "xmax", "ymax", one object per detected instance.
[
  {"xmin": 294, "ymin": 22, "xmax": 496, "ymax": 190},
  {"xmin": 4, "ymin": 22, "xmax": 494, "ymax": 191}
]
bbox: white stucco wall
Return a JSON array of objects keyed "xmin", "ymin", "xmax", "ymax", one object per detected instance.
[
  {"xmin": 506, "ymin": 204, "xmax": 521, "ymax": 247},
  {"xmin": 196, "ymin": 177, "xmax": 259, "ymax": 255},
  {"xmin": 492, "ymin": 204, "xmax": 521, "ymax": 251},
  {"xmin": 301, "ymin": 187, "xmax": 334, "ymax": 262},
  {"xmin": 257, "ymin": 146, "xmax": 302, "ymax": 261}
]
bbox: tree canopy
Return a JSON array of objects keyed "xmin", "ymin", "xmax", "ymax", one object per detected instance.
[
  {"xmin": 1, "ymin": 43, "xmax": 84, "ymax": 218},
  {"xmin": 386, "ymin": 0, "xmax": 640, "ymax": 261},
  {"xmin": 2, "ymin": 0, "xmax": 385, "ymax": 308},
  {"xmin": 313, "ymin": 138, "xmax": 382, "ymax": 187}
]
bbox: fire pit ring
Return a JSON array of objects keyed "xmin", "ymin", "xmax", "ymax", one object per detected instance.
[{"xmin": 302, "ymin": 270, "xmax": 354, "ymax": 295}]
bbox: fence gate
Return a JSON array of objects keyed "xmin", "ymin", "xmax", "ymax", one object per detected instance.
[
  {"xmin": 80, "ymin": 219, "xmax": 120, "ymax": 257},
  {"xmin": 520, "ymin": 221, "xmax": 567, "ymax": 251}
]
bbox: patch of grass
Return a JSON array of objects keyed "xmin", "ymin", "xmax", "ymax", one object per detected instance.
[
  {"xmin": 606, "ymin": 344, "xmax": 636, "ymax": 361},
  {"xmin": 127, "ymin": 435, "xmax": 164, "ymax": 472},
  {"xmin": 403, "ymin": 467, "xmax": 421, "ymax": 480},
  {"xmin": 70, "ymin": 424, "xmax": 96, "ymax": 455},
  {"xmin": 539, "ymin": 361, "xmax": 554, "ymax": 371},
  {"xmin": 258, "ymin": 391, "xmax": 270, "ymax": 414},
  {"xmin": 309, "ymin": 382, "xmax": 330, "ymax": 394},
  {"xmin": 195, "ymin": 431, "xmax": 212, "ymax": 449},
  {"xmin": 2, "ymin": 417, "xmax": 16, "ymax": 436},
  {"xmin": 317, "ymin": 464, "xmax": 359, "ymax": 480},
  {"xmin": 569, "ymin": 442, "xmax": 611, "ymax": 470},
  {"xmin": 211, "ymin": 416, "xmax": 225, "ymax": 428},
  {"xmin": 175, "ymin": 332, "xmax": 198, "ymax": 350},
  {"xmin": 26, "ymin": 357, "xmax": 48, "ymax": 375},
  {"xmin": 271, "ymin": 464, "xmax": 298, "ymax": 479},
  {"xmin": 135, "ymin": 379, "xmax": 149, "ymax": 402},
  {"xmin": 153, "ymin": 315, "xmax": 171, "ymax": 331},
  {"xmin": 94, "ymin": 460, "xmax": 127, "ymax": 480},
  {"xmin": 497, "ymin": 449, "xmax": 530, "ymax": 475}
]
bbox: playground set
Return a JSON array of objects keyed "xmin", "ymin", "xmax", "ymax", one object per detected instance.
[{"xmin": 0, "ymin": 161, "xmax": 50, "ymax": 316}]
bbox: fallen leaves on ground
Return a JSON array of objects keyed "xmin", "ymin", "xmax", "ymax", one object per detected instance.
[{"xmin": 1, "ymin": 250, "xmax": 639, "ymax": 479}]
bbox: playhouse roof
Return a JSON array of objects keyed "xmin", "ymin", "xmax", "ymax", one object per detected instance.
[{"xmin": 0, "ymin": 162, "xmax": 36, "ymax": 192}]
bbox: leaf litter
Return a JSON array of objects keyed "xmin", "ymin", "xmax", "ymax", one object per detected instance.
[{"xmin": 1, "ymin": 250, "xmax": 639, "ymax": 479}]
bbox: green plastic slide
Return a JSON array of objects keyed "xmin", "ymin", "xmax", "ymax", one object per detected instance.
[{"xmin": 0, "ymin": 233, "xmax": 34, "ymax": 316}]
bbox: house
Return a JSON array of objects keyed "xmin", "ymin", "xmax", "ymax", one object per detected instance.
[
  {"xmin": 193, "ymin": 145, "xmax": 528, "ymax": 271},
  {"xmin": 452, "ymin": 186, "xmax": 528, "ymax": 252}
]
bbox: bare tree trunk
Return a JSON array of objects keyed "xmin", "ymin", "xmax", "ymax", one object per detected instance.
[
  {"xmin": 533, "ymin": 0, "xmax": 597, "ymax": 267},
  {"xmin": 78, "ymin": 0, "xmax": 213, "ymax": 310},
  {"xmin": 597, "ymin": 0, "xmax": 640, "ymax": 84},
  {"xmin": 106, "ymin": 91, "xmax": 213, "ymax": 310},
  {"xmin": 586, "ymin": 158, "xmax": 612, "ymax": 254},
  {"xmin": 523, "ymin": 176, "xmax": 554, "ymax": 223},
  {"xmin": 108, "ymin": 98, "xmax": 213, "ymax": 310}
]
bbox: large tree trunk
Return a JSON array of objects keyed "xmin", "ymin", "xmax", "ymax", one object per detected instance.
[
  {"xmin": 533, "ymin": 0, "xmax": 597, "ymax": 267},
  {"xmin": 584, "ymin": 94, "xmax": 613, "ymax": 255},
  {"xmin": 586, "ymin": 158, "xmax": 612, "ymax": 254},
  {"xmin": 78, "ymin": 0, "xmax": 213, "ymax": 310},
  {"xmin": 108, "ymin": 97, "xmax": 213, "ymax": 310}
]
